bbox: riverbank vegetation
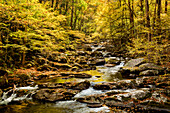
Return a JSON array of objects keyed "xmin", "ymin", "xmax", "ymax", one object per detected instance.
[{"xmin": 0, "ymin": 0, "xmax": 169, "ymax": 70}]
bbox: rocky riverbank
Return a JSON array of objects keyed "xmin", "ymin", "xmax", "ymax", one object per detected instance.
[{"xmin": 0, "ymin": 41, "xmax": 169, "ymax": 113}]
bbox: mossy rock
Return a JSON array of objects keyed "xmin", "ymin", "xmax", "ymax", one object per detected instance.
[
  {"xmin": 139, "ymin": 70, "xmax": 159, "ymax": 76},
  {"xmin": 139, "ymin": 63, "xmax": 164, "ymax": 74},
  {"xmin": 106, "ymin": 58, "xmax": 120, "ymax": 65},
  {"xmin": 37, "ymin": 64, "xmax": 52, "ymax": 71},
  {"xmin": 124, "ymin": 58, "xmax": 145, "ymax": 67},
  {"xmin": 17, "ymin": 74, "xmax": 30, "ymax": 81}
]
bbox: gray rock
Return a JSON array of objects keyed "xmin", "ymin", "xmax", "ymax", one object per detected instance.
[
  {"xmin": 139, "ymin": 63, "xmax": 164, "ymax": 72},
  {"xmin": 124, "ymin": 58, "xmax": 145, "ymax": 67},
  {"xmin": 139, "ymin": 70, "xmax": 159, "ymax": 76}
]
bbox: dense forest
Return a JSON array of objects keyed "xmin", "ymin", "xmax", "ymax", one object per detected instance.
[
  {"xmin": 0, "ymin": 0, "xmax": 169, "ymax": 69},
  {"xmin": 0, "ymin": 0, "xmax": 169, "ymax": 113}
]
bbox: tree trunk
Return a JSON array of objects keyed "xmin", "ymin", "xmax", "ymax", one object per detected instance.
[
  {"xmin": 128, "ymin": 0, "xmax": 134, "ymax": 38},
  {"xmin": 165, "ymin": 0, "xmax": 167, "ymax": 13},
  {"xmin": 64, "ymin": 0, "xmax": 69, "ymax": 15},
  {"xmin": 157, "ymin": 0, "xmax": 161, "ymax": 36},
  {"xmin": 70, "ymin": 0, "xmax": 74, "ymax": 29},
  {"xmin": 73, "ymin": 0, "xmax": 78, "ymax": 29},
  {"xmin": 152, "ymin": 1, "xmax": 157, "ymax": 34},
  {"xmin": 145, "ymin": 0, "xmax": 151, "ymax": 41},
  {"xmin": 140, "ymin": 0, "xmax": 144, "ymax": 14}
]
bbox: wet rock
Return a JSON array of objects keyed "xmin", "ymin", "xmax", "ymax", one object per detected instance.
[
  {"xmin": 60, "ymin": 72, "xmax": 73, "ymax": 76},
  {"xmin": 104, "ymin": 64, "xmax": 116, "ymax": 67},
  {"xmin": 124, "ymin": 58, "xmax": 145, "ymax": 67},
  {"xmin": 16, "ymin": 89, "xmax": 29, "ymax": 97},
  {"xmin": 104, "ymin": 100, "xmax": 134, "ymax": 108},
  {"xmin": 139, "ymin": 63, "xmax": 164, "ymax": 73},
  {"xmin": 95, "ymin": 59, "xmax": 105, "ymax": 66},
  {"xmin": 90, "ymin": 51, "xmax": 103, "ymax": 57},
  {"xmin": 33, "ymin": 89, "xmax": 78, "ymax": 102},
  {"xmin": 71, "ymin": 80, "xmax": 90, "ymax": 90},
  {"xmin": 106, "ymin": 58, "xmax": 120, "ymax": 65},
  {"xmin": 17, "ymin": 74, "xmax": 30, "ymax": 81},
  {"xmin": 76, "ymin": 95, "xmax": 103, "ymax": 105},
  {"xmin": 83, "ymin": 44, "xmax": 92, "ymax": 51},
  {"xmin": 87, "ymin": 103, "xmax": 103, "ymax": 108},
  {"xmin": 73, "ymin": 73, "xmax": 92, "ymax": 78},
  {"xmin": 93, "ymin": 83, "xmax": 111, "ymax": 90},
  {"xmin": 38, "ymin": 83, "xmax": 64, "ymax": 89},
  {"xmin": 77, "ymin": 51, "xmax": 86, "ymax": 56},
  {"xmin": 116, "ymin": 80, "xmax": 136, "ymax": 89},
  {"xmin": 103, "ymin": 72, "xmax": 122, "ymax": 81},
  {"xmin": 139, "ymin": 70, "xmax": 159, "ymax": 76},
  {"xmin": 103, "ymin": 52, "xmax": 112, "ymax": 57},
  {"xmin": 95, "ymin": 47, "xmax": 105, "ymax": 51}
]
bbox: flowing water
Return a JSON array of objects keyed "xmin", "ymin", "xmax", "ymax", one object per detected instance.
[{"xmin": 0, "ymin": 44, "xmax": 130, "ymax": 113}]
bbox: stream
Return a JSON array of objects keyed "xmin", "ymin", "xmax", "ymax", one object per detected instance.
[{"xmin": 0, "ymin": 44, "xmax": 169, "ymax": 113}]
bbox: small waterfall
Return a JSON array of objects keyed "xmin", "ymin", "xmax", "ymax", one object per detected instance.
[
  {"xmin": 0, "ymin": 85, "xmax": 38, "ymax": 105},
  {"xmin": 99, "ymin": 61, "xmax": 124, "ymax": 81},
  {"xmin": 74, "ymin": 87, "xmax": 106, "ymax": 98}
]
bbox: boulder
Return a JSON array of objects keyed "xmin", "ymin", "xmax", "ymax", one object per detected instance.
[
  {"xmin": 124, "ymin": 58, "xmax": 145, "ymax": 67},
  {"xmin": 93, "ymin": 83, "xmax": 111, "ymax": 90},
  {"xmin": 90, "ymin": 51, "xmax": 103, "ymax": 57},
  {"xmin": 104, "ymin": 64, "xmax": 116, "ymax": 67},
  {"xmin": 77, "ymin": 51, "xmax": 86, "ymax": 56},
  {"xmin": 83, "ymin": 44, "xmax": 92, "ymax": 51},
  {"xmin": 139, "ymin": 70, "xmax": 159, "ymax": 76},
  {"xmin": 95, "ymin": 47, "xmax": 105, "ymax": 51},
  {"xmin": 33, "ymin": 89, "xmax": 78, "ymax": 102},
  {"xmin": 103, "ymin": 72, "xmax": 122, "ymax": 81},
  {"xmin": 73, "ymin": 73, "xmax": 92, "ymax": 78},
  {"xmin": 139, "ymin": 63, "xmax": 164, "ymax": 73},
  {"xmin": 95, "ymin": 59, "xmax": 105, "ymax": 66},
  {"xmin": 103, "ymin": 52, "xmax": 112, "ymax": 57},
  {"xmin": 106, "ymin": 58, "xmax": 120, "ymax": 65},
  {"xmin": 71, "ymin": 80, "xmax": 90, "ymax": 90}
]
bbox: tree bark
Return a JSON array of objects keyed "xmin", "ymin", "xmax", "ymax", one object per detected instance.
[
  {"xmin": 70, "ymin": 0, "xmax": 74, "ymax": 29},
  {"xmin": 145, "ymin": 0, "xmax": 151, "ymax": 41},
  {"xmin": 165, "ymin": 0, "xmax": 167, "ymax": 13},
  {"xmin": 157, "ymin": 0, "xmax": 161, "ymax": 36},
  {"xmin": 128, "ymin": 0, "xmax": 134, "ymax": 38}
]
